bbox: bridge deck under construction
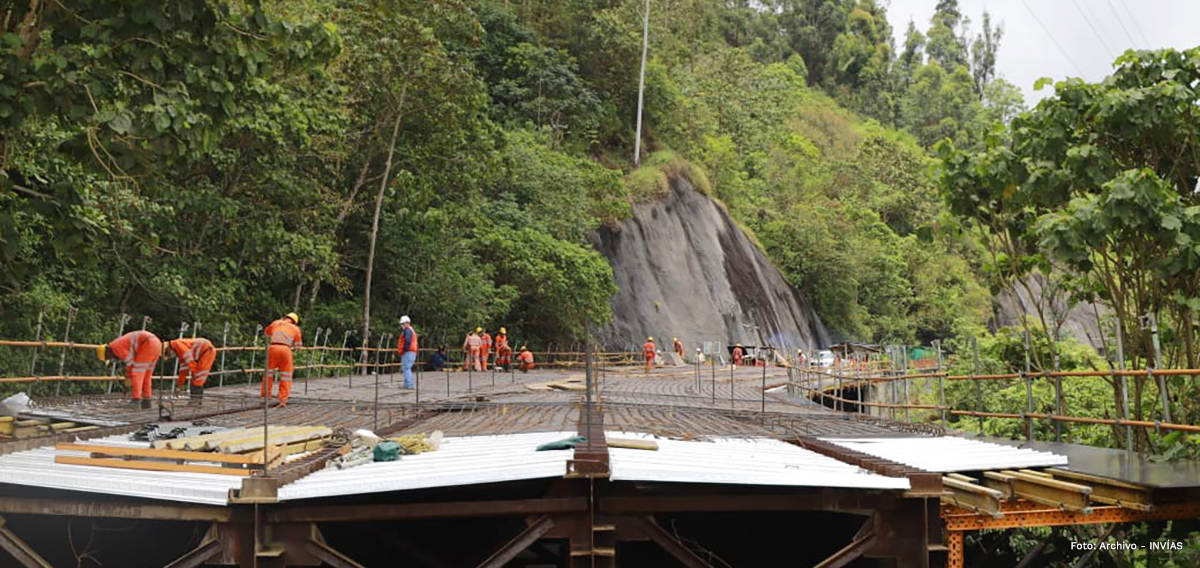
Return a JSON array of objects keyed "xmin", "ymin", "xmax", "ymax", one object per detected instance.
[{"xmin": 1, "ymin": 364, "xmax": 1198, "ymax": 567}]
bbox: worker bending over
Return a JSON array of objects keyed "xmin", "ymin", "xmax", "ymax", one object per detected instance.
[
  {"xmin": 673, "ymin": 337, "xmax": 684, "ymax": 359},
  {"xmin": 99, "ymin": 330, "xmax": 162, "ymax": 408},
  {"xmin": 167, "ymin": 337, "xmax": 215, "ymax": 405},
  {"xmin": 517, "ymin": 345, "xmax": 535, "ymax": 372},
  {"xmin": 494, "ymin": 327, "xmax": 511, "ymax": 371},
  {"xmin": 480, "ymin": 328, "xmax": 492, "ymax": 371},
  {"xmin": 643, "ymin": 337, "xmax": 655, "ymax": 373},
  {"xmin": 263, "ymin": 313, "xmax": 302, "ymax": 407},
  {"xmin": 463, "ymin": 329, "xmax": 482, "ymax": 371}
]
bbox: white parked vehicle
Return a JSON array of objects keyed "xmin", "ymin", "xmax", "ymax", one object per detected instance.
[{"xmin": 816, "ymin": 350, "xmax": 836, "ymax": 367}]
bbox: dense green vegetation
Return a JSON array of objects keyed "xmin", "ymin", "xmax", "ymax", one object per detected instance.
[{"xmin": 1, "ymin": 0, "xmax": 1008, "ymax": 354}]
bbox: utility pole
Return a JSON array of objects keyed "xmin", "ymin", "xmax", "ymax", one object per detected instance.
[{"xmin": 633, "ymin": 0, "xmax": 650, "ymax": 166}]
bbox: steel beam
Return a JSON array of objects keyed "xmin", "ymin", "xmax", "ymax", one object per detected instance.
[
  {"xmin": 162, "ymin": 539, "xmax": 220, "ymax": 568},
  {"xmin": 811, "ymin": 527, "xmax": 874, "ymax": 568},
  {"xmin": 0, "ymin": 516, "xmax": 52, "ymax": 568},
  {"xmin": 984, "ymin": 470, "xmax": 1091, "ymax": 512},
  {"xmin": 475, "ymin": 515, "xmax": 555, "ymax": 568},
  {"xmin": 306, "ymin": 539, "xmax": 367, "ymax": 568},
  {"xmin": 940, "ymin": 477, "xmax": 1003, "ymax": 517},
  {"xmin": 943, "ymin": 502, "xmax": 1200, "ymax": 531},
  {"xmin": 270, "ymin": 497, "xmax": 588, "ymax": 523},
  {"xmin": 1046, "ymin": 468, "xmax": 1154, "ymax": 511},
  {"xmin": 0, "ymin": 497, "xmax": 233, "ymax": 522},
  {"xmin": 622, "ymin": 516, "xmax": 714, "ymax": 568}
]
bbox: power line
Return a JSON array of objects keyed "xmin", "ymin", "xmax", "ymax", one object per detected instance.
[
  {"xmin": 1071, "ymin": 0, "xmax": 1116, "ymax": 60},
  {"xmin": 1117, "ymin": 0, "xmax": 1152, "ymax": 47},
  {"xmin": 1104, "ymin": 0, "xmax": 1139, "ymax": 49},
  {"xmin": 1021, "ymin": 0, "xmax": 1086, "ymax": 77}
]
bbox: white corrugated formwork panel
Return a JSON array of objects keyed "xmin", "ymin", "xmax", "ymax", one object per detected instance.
[
  {"xmin": 277, "ymin": 431, "xmax": 577, "ymax": 501},
  {"xmin": 0, "ymin": 434, "xmax": 244, "ymax": 505},
  {"xmin": 820, "ymin": 436, "xmax": 1069, "ymax": 473},
  {"xmin": 607, "ymin": 432, "xmax": 910, "ymax": 490}
]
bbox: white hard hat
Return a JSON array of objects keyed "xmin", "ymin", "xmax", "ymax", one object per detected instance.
[{"xmin": 400, "ymin": 315, "xmax": 411, "ymax": 324}]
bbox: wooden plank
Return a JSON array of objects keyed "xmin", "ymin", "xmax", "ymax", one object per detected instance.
[
  {"xmin": 219, "ymin": 427, "xmax": 331, "ymax": 454},
  {"xmin": 607, "ymin": 438, "xmax": 659, "ymax": 451},
  {"xmin": 56, "ymin": 443, "xmax": 265, "ymax": 465},
  {"xmin": 54, "ymin": 455, "xmax": 252, "ymax": 477},
  {"xmin": 63, "ymin": 425, "xmax": 99, "ymax": 434},
  {"xmin": 202, "ymin": 426, "xmax": 313, "ymax": 451},
  {"xmin": 37, "ymin": 422, "xmax": 75, "ymax": 433}
]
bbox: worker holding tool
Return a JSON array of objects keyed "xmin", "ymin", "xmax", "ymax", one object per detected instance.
[
  {"xmin": 463, "ymin": 329, "xmax": 482, "ymax": 371},
  {"xmin": 263, "ymin": 313, "xmax": 302, "ymax": 407},
  {"xmin": 517, "ymin": 345, "xmax": 535, "ymax": 372},
  {"xmin": 98, "ymin": 330, "xmax": 163, "ymax": 408},
  {"xmin": 166, "ymin": 337, "xmax": 215, "ymax": 405},
  {"xmin": 395, "ymin": 315, "xmax": 418, "ymax": 389},
  {"xmin": 494, "ymin": 327, "xmax": 511, "ymax": 371},
  {"xmin": 643, "ymin": 337, "xmax": 656, "ymax": 373},
  {"xmin": 480, "ymin": 328, "xmax": 492, "ymax": 371},
  {"xmin": 732, "ymin": 344, "xmax": 744, "ymax": 368},
  {"xmin": 673, "ymin": 337, "xmax": 684, "ymax": 359}
]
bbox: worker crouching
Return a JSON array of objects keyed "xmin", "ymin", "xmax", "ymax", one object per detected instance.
[
  {"xmin": 517, "ymin": 346, "xmax": 534, "ymax": 372},
  {"xmin": 263, "ymin": 313, "xmax": 302, "ymax": 407},
  {"xmin": 98, "ymin": 330, "xmax": 162, "ymax": 409},
  {"xmin": 167, "ymin": 337, "xmax": 215, "ymax": 405}
]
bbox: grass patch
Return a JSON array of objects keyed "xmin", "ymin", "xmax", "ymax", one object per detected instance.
[{"xmin": 625, "ymin": 150, "xmax": 713, "ymax": 202}]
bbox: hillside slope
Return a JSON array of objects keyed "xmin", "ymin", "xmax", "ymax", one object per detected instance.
[{"xmin": 589, "ymin": 175, "xmax": 829, "ymax": 352}]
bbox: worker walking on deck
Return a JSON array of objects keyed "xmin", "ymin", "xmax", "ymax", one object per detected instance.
[
  {"xmin": 480, "ymin": 328, "xmax": 492, "ymax": 371},
  {"xmin": 98, "ymin": 330, "xmax": 162, "ymax": 408},
  {"xmin": 643, "ymin": 337, "xmax": 656, "ymax": 373},
  {"xmin": 263, "ymin": 313, "xmax": 302, "ymax": 407},
  {"xmin": 167, "ymin": 337, "xmax": 215, "ymax": 405},
  {"xmin": 732, "ymin": 344, "xmax": 744, "ymax": 368},
  {"xmin": 395, "ymin": 315, "xmax": 418, "ymax": 389},
  {"xmin": 673, "ymin": 337, "xmax": 684, "ymax": 359},
  {"xmin": 494, "ymin": 327, "xmax": 511, "ymax": 371},
  {"xmin": 463, "ymin": 330, "xmax": 482, "ymax": 371},
  {"xmin": 517, "ymin": 345, "xmax": 535, "ymax": 372}
]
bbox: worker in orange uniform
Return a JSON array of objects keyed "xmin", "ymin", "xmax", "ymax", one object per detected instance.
[
  {"xmin": 494, "ymin": 327, "xmax": 511, "ymax": 371},
  {"xmin": 732, "ymin": 344, "xmax": 744, "ymax": 368},
  {"xmin": 463, "ymin": 329, "xmax": 482, "ymax": 371},
  {"xmin": 673, "ymin": 337, "xmax": 684, "ymax": 359},
  {"xmin": 98, "ymin": 330, "xmax": 162, "ymax": 409},
  {"xmin": 517, "ymin": 345, "xmax": 535, "ymax": 372},
  {"xmin": 263, "ymin": 313, "xmax": 302, "ymax": 407},
  {"xmin": 395, "ymin": 315, "xmax": 418, "ymax": 389},
  {"xmin": 167, "ymin": 337, "xmax": 215, "ymax": 405},
  {"xmin": 643, "ymin": 337, "xmax": 656, "ymax": 373},
  {"xmin": 480, "ymin": 328, "xmax": 492, "ymax": 371}
]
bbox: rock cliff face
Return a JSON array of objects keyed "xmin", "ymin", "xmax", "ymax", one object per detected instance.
[
  {"xmin": 589, "ymin": 175, "xmax": 830, "ymax": 352},
  {"xmin": 994, "ymin": 273, "xmax": 1109, "ymax": 352}
]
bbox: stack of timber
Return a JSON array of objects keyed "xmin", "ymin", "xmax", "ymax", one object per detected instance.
[
  {"xmin": 0, "ymin": 416, "xmax": 99, "ymax": 439},
  {"xmin": 54, "ymin": 424, "xmax": 333, "ymax": 476}
]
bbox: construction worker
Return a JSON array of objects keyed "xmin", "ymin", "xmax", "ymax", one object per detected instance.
[
  {"xmin": 517, "ymin": 345, "xmax": 535, "ymax": 372},
  {"xmin": 166, "ymin": 337, "xmax": 215, "ymax": 405},
  {"xmin": 643, "ymin": 337, "xmax": 655, "ymax": 373},
  {"xmin": 463, "ymin": 330, "xmax": 482, "ymax": 371},
  {"xmin": 732, "ymin": 344, "xmax": 744, "ymax": 368},
  {"xmin": 673, "ymin": 337, "xmax": 684, "ymax": 359},
  {"xmin": 480, "ymin": 328, "xmax": 492, "ymax": 371},
  {"xmin": 98, "ymin": 330, "xmax": 162, "ymax": 408},
  {"xmin": 263, "ymin": 313, "xmax": 302, "ymax": 407},
  {"xmin": 494, "ymin": 327, "xmax": 511, "ymax": 371},
  {"xmin": 395, "ymin": 315, "xmax": 418, "ymax": 389}
]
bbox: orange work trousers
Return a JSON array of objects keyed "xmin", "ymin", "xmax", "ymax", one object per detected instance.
[
  {"xmin": 177, "ymin": 348, "xmax": 217, "ymax": 387},
  {"xmin": 128, "ymin": 335, "xmax": 162, "ymax": 400},
  {"xmin": 263, "ymin": 345, "xmax": 295, "ymax": 405},
  {"xmin": 466, "ymin": 348, "xmax": 482, "ymax": 371},
  {"xmin": 481, "ymin": 349, "xmax": 489, "ymax": 371}
]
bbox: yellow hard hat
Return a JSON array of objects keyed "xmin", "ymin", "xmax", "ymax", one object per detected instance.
[
  {"xmin": 475, "ymin": 326, "xmax": 482, "ymax": 333},
  {"xmin": 499, "ymin": 327, "xmax": 507, "ymax": 334},
  {"xmin": 647, "ymin": 336, "xmax": 654, "ymax": 341},
  {"xmin": 672, "ymin": 337, "xmax": 678, "ymax": 341},
  {"xmin": 285, "ymin": 312, "xmax": 300, "ymax": 324},
  {"xmin": 96, "ymin": 344, "xmax": 108, "ymax": 362}
]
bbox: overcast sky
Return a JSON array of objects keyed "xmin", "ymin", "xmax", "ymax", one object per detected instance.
[{"xmin": 885, "ymin": 0, "xmax": 1200, "ymax": 107}]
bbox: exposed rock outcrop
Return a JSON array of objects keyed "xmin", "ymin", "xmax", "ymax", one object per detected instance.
[
  {"xmin": 994, "ymin": 273, "xmax": 1109, "ymax": 352},
  {"xmin": 589, "ymin": 175, "xmax": 829, "ymax": 351}
]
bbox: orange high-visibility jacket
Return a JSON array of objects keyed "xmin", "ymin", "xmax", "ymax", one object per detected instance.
[
  {"xmin": 480, "ymin": 333, "xmax": 492, "ymax": 354},
  {"xmin": 169, "ymin": 338, "xmax": 215, "ymax": 383},
  {"xmin": 643, "ymin": 341, "xmax": 655, "ymax": 357},
  {"xmin": 517, "ymin": 349, "xmax": 534, "ymax": 364},
  {"xmin": 109, "ymin": 330, "xmax": 160, "ymax": 364},
  {"xmin": 265, "ymin": 319, "xmax": 303, "ymax": 348},
  {"xmin": 732, "ymin": 347, "xmax": 744, "ymax": 363},
  {"xmin": 396, "ymin": 326, "xmax": 419, "ymax": 353},
  {"xmin": 673, "ymin": 339, "xmax": 684, "ymax": 356},
  {"xmin": 495, "ymin": 334, "xmax": 509, "ymax": 352}
]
